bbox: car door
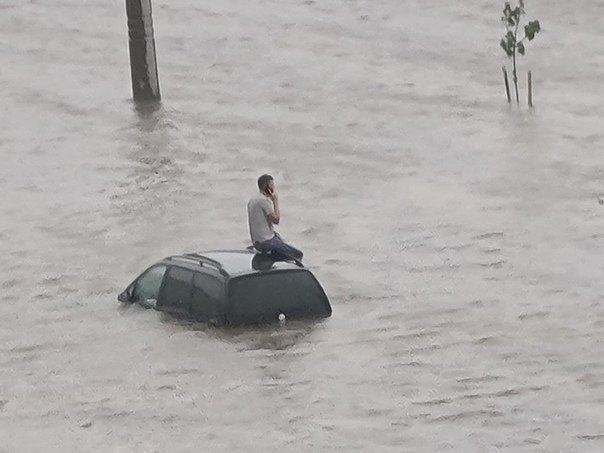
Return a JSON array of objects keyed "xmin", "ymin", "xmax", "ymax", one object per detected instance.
[
  {"xmin": 157, "ymin": 266, "xmax": 195, "ymax": 315},
  {"xmin": 190, "ymin": 271, "xmax": 225, "ymax": 323},
  {"xmin": 131, "ymin": 265, "xmax": 168, "ymax": 308}
]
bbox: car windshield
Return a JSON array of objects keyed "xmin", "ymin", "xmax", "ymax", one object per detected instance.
[{"xmin": 228, "ymin": 270, "xmax": 330, "ymax": 324}]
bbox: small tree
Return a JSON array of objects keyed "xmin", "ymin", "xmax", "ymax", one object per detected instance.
[{"xmin": 500, "ymin": 1, "xmax": 541, "ymax": 104}]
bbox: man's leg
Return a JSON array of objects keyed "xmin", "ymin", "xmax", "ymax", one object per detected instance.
[{"xmin": 269, "ymin": 235, "xmax": 303, "ymax": 261}]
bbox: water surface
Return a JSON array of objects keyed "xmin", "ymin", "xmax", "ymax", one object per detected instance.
[{"xmin": 0, "ymin": 0, "xmax": 603, "ymax": 450}]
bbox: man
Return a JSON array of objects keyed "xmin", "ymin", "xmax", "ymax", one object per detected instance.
[{"xmin": 247, "ymin": 174, "xmax": 303, "ymax": 264}]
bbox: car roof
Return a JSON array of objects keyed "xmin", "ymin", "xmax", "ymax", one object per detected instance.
[{"xmin": 163, "ymin": 249, "xmax": 303, "ymax": 277}]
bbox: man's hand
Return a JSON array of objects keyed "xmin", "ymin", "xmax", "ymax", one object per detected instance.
[
  {"xmin": 267, "ymin": 188, "xmax": 278, "ymax": 202},
  {"xmin": 266, "ymin": 187, "xmax": 280, "ymax": 225}
]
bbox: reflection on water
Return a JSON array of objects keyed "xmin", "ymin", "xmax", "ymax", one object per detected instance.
[
  {"xmin": 0, "ymin": 0, "xmax": 603, "ymax": 451},
  {"xmin": 198, "ymin": 319, "xmax": 322, "ymax": 352}
]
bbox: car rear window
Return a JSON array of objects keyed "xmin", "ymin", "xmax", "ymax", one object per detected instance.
[{"xmin": 227, "ymin": 270, "xmax": 330, "ymax": 324}]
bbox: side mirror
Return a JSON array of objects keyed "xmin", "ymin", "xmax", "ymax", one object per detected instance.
[{"xmin": 118, "ymin": 287, "xmax": 132, "ymax": 303}]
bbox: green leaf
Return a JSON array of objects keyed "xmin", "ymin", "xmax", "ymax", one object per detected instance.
[
  {"xmin": 500, "ymin": 37, "xmax": 513, "ymax": 57},
  {"xmin": 506, "ymin": 30, "xmax": 516, "ymax": 45},
  {"xmin": 525, "ymin": 20, "xmax": 541, "ymax": 40},
  {"xmin": 502, "ymin": 3, "xmax": 513, "ymax": 25},
  {"xmin": 517, "ymin": 42, "xmax": 525, "ymax": 55},
  {"xmin": 500, "ymin": 39, "xmax": 510, "ymax": 57}
]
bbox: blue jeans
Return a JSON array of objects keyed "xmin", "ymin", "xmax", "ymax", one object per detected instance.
[{"xmin": 255, "ymin": 234, "xmax": 303, "ymax": 262}]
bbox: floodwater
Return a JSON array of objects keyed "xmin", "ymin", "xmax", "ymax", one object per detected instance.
[{"xmin": 1, "ymin": 0, "xmax": 603, "ymax": 450}]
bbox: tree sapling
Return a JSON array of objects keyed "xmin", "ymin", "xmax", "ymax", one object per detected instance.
[{"xmin": 500, "ymin": 1, "xmax": 541, "ymax": 104}]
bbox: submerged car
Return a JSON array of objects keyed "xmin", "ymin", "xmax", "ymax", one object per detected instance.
[{"xmin": 118, "ymin": 250, "xmax": 332, "ymax": 325}]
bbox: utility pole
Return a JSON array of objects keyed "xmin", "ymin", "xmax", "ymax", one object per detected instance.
[{"xmin": 125, "ymin": 0, "xmax": 160, "ymax": 101}]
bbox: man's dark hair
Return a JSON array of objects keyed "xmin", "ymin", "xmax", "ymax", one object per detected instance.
[{"xmin": 257, "ymin": 174, "xmax": 273, "ymax": 192}]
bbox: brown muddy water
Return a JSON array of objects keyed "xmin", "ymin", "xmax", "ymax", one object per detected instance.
[{"xmin": 1, "ymin": 0, "xmax": 603, "ymax": 451}]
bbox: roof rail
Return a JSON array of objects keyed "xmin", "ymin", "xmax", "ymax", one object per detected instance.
[
  {"xmin": 167, "ymin": 255, "xmax": 200, "ymax": 266},
  {"xmin": 179, "ymin": 253, "xmax": 229, "ymax": 276}
]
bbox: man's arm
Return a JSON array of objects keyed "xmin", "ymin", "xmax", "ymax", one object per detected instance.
[{"xmin": 266, "ymin": 192, "xmax": 280, "ymax": 225}]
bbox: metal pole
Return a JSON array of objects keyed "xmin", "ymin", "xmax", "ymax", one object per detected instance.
[{"xmin": 126, "ymin": 0, "xmax": 160, "ymax": 101}]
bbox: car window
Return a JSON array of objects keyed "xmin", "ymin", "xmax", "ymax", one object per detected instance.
[
  {"xmin": 132, "ymin": 265, "xmax": 167, "ymax": 304},
  {"xmin": 159, "ymin": 267, "xmax": 194, "ymax": 313},
  {"xmin": 191, "ymin": 273, "xmax": 224, "ymax": 321},
  {"xmin": 228, "ymin": 271, "xmax": 330, "ymax": 324}
]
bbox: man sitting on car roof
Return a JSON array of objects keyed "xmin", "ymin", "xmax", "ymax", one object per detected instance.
[{"xmin": 247, "ymin": 174, "xmax": 303, "ymax": 265}]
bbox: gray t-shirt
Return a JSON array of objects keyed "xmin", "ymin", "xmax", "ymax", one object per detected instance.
[{"xmin": 247, "ymin": 194, "xmax": 275, "ymax": 244}]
